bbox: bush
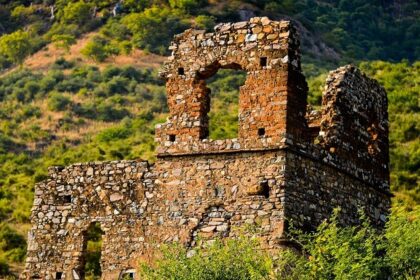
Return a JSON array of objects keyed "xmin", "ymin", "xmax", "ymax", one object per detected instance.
[
  {"xmin": 61, "ymin": 1, "xmax": 92, "ymax": 26},
  {"xmin": 0, "ymin": 30, "xmax": 32, "ymax": 65},
  {"xmin": 47, "ymin": 92, "xmax": 71, "ymax": 111},
  {"xmin": 140, "ymin": 236, "xmax": 273, "ymax": 280},
  {"xmin": 194, "ymin": 15, "xmax": 216, "ymax": 31},
  {"xmin": 81, "ymin": 36, "xmax": 109, "ymax": 62},
  {"xmin": 52, "ymin": 34, "xmax": 76, "ymax": 53},
  {"xmin": 122, "ymin": 7, "xmax": 190, "ymax": 55},
  {"xmin": 0, "ymin": 224, "xmax": 27, "ymax": 261},
  {"xmin": 81, "ymin": 36, "xmax": 120, "ymax": 62},
  {"xmin": 169, "ymin": 0, "xmax": 206, "ymax": 14},
  {"xmin": 0, "ymin": 257, "xmax": 9, "ymax": 276},
  {"xmin": 140, "ymin": 206, "xmax": 420, "ymax": 279},
  {"xmin": 97, "ymin": 126, "xmax": 132, "ymax": 142}
]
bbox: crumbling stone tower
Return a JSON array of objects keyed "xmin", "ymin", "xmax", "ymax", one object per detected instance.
[{"xmin": 22, "ymin": 17, "xmax": 391, "ymax": 280}]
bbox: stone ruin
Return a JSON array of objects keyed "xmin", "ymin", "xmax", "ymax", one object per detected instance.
[{"xmin": 22, "ymin": 17, "xmax": 391, "ymax": 279}]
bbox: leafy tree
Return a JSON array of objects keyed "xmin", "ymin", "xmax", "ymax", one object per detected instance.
[
  {"xmin": 169, "ymin": 0, "xmax": 206, "ymax": 14},
  {"xmin": 52, "ymin": 34, "xmax": 76, "ymax": 53},
  {"xmin": 61, "ymin": 1, "xmax": 92, "ymax": 25},
  {"xmin": 122, "ymin": 7, "xmax": 190, "ymax": 55},
  {"xmin": 81, "ymin": 36, "xmax": 108, "ymax": 62},
  {"xmin": 0, "ymin": 30, "xmax": 31, "ymax": 66},
  {"xmin": 194, "ymin": 15, "xmax": 215, "ymax": 31}
]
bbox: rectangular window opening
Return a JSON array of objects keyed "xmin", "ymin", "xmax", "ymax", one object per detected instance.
[
  {"xmin": 260, "ymin": 181, "xmax": 270, "ymax": 198},
  {"xmin": 63, "ymin": 195, "xmax": 72, "ymax": 204},
  {"xmin": 178, "ymin": 67, "xmax": 185, "ymax": 75},
  {"xmin": 55, "ymin": 272, "xmax": 63, "ymax": 280},
  {"xmin": 169, "ymin": 134, "xmax": 176, "ymax": 142},
  {"xmin": 260, "ymin": 57, "xmax": 267, "ymax": 67},
  {"xmin": 258, "ymin": 128, "xmax": 266, "ymax": 137}
]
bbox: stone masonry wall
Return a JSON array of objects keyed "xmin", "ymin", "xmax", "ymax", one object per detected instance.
[
  {"xmin": 156, "ymin": 17, "xmax": 308, "ymax": 155},
  {"xmin": 22, "ymin": 17, "xmax": 391, "ymax": 280}
]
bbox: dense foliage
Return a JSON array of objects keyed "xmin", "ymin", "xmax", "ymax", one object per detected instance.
[
  {"xmin": 0, "ymin": 59, "xmax": 416, "ymax": 277},
  {"xmin": 139, "ymin": 205, "xmax": 420, "ymax": 280}
]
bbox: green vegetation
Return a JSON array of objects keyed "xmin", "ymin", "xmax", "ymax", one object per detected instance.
[
  {"xmin": 207, "ymin": 69, "xmax": 246, "ymax": 139},
  {"xmin": 0, "ymin": 30, "xmax": 31, "ymax": 66},
  {"xmin": 0, "ymin": 0, "xmax": 419, "ymax": 70},
  {"xmin": 140, "ymin": 205, "xmax": 420, "ymax": 280},
  {"xmin": 85, "ymin": 222, "xmax": 103, "ymax": 280},
  {"xmin": 140, "ymin": 234, "xmax": 274, "ymax": 280}
]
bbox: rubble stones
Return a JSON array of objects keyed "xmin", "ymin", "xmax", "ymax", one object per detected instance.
[{"xmin": 22, "ymin": 17, "xmax": 390, "ymax": 280}]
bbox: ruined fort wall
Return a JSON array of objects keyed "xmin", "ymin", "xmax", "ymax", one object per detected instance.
[
  {"xmin": 150, "ymin": 151, "xmax": 288, "ymax": 248},
  {"xmin": 24, "ymin": 161, "xmax": 151, "ymax": 279},
  {"xmin": 23, "ymin": 151, "xmax": 291, "ymax": 279},
  {"xmin": 284, "ymin": 149, "xmax": 391, "ymax": 230},
  {"xmin": 22, "ymin": 17, "xmax": 392, "ymax": 280},
  {"xmin": 156, "ymin": 17, "xmax": 308, "ymax": 155}
]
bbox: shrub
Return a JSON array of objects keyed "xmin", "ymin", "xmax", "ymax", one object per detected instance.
[
  {"xmin": 384, "ymin": 205, "xmax": 420, "ymax": 278},
  {"xmin": 194, "ymin": 15, "xmax": 216, "ymax": 31},
  {"xmin": 97, "ymin": 126, "xmax": 132, "ymax": 142},
  {"xmin": 81, "ymin": 36, "xmax": 109, "ymax": 62},
  {"xmin": 81, "ymin": 36, "xmax": 120, "ymax": 62},
  {"xmin": 169, "ymin": 0, "xmax": 206, "ymax": 14},
  {"xmin": 0, "ymin": 257, "xmax": 9, "ymax": 276},
  {"xmin": 0, "ymin": 224, "xmax": 26, "ymax": 257},
  {"xmin": 52, "ymin": 58, "xmax": 75, "ymax": 70},
  {"xmin": 139, "ymin": 236, "xmax": 273, "ymax": 280},
  {"xmin": 0, "ymin": 30, "xmax": 32, "ymax": 66},
  {"xmin": 52, "ymin": 34, "xmax": 76, "ymax": 53},
  {"xmin": 61, "ymin": 1, "xmax": 92, "ymax": 26},
  {"xmin": 122, "ymin": 7, "xmax": 190, "ymax": 55},
  {"xmin": 47, "ymin": 92, "xmax": 71, "ymax": 111},
  {"xmin": 100, "ymin": 19, "xmax": 130, "ymax": 41}
]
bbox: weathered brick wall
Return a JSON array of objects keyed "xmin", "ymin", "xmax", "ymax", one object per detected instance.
[
  {"xmin": 22, "ymin": 17, "xmax": 391, "ymax": 280},
  {"xmin": 156, "ymin": 17, "xmax": 308, "ymax": 155}
]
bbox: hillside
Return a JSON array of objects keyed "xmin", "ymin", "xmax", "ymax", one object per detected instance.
[{"xmin": 0, "ymin": 0, "xmax": 419, "ymax": 277}]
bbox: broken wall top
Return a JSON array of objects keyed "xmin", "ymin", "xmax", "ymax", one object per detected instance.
[
  {"xmin": 160, "ymin": 17, "xmax": 300, "ymax": 79},
  {"xmin": 156, "ymin": 17, "xmax": 308, "ymax": 156}
]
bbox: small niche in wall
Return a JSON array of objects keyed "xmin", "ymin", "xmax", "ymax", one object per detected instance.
[
  {"xmin": 55, "ymin": 272, "xmax": 63, "ymax": 280},
  {"xmin": 260, "ymin": 57, "xmax": 267, "ymax": 67},
  {"xmin": 258, "ymin": 128, "xmax": 266, "ymax": 137},
  {"xmin": 178, "ymin": 67, "xmax": 185, "ymax": 75},
  {"xmin": 260, "ymin": 181, "xmax": 270, "ymax": 198},
  {"xmin": 63, "ymin": 195, "xmax": 72, "ymax": 204},
  {"xmin": 169, "ymin": 134, "xmax": 176, "ymax": 142}
]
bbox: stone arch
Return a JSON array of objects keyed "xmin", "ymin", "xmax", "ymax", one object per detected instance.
[
  {"xmin": 189, "ymin": 205, "xmax": 232, "ymax": 247},
  {"xmin": 195, "ymin": 61, "xmax": 246, "ymax": 140},
  {"xmin": 156, "ymin": 18, "xmax": 309, "ymax": 155}
]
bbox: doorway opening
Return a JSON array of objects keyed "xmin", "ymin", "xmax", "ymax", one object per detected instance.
[{"xmin": 83, "ymin": 222, "xmax": 104, "ymax": 280}]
